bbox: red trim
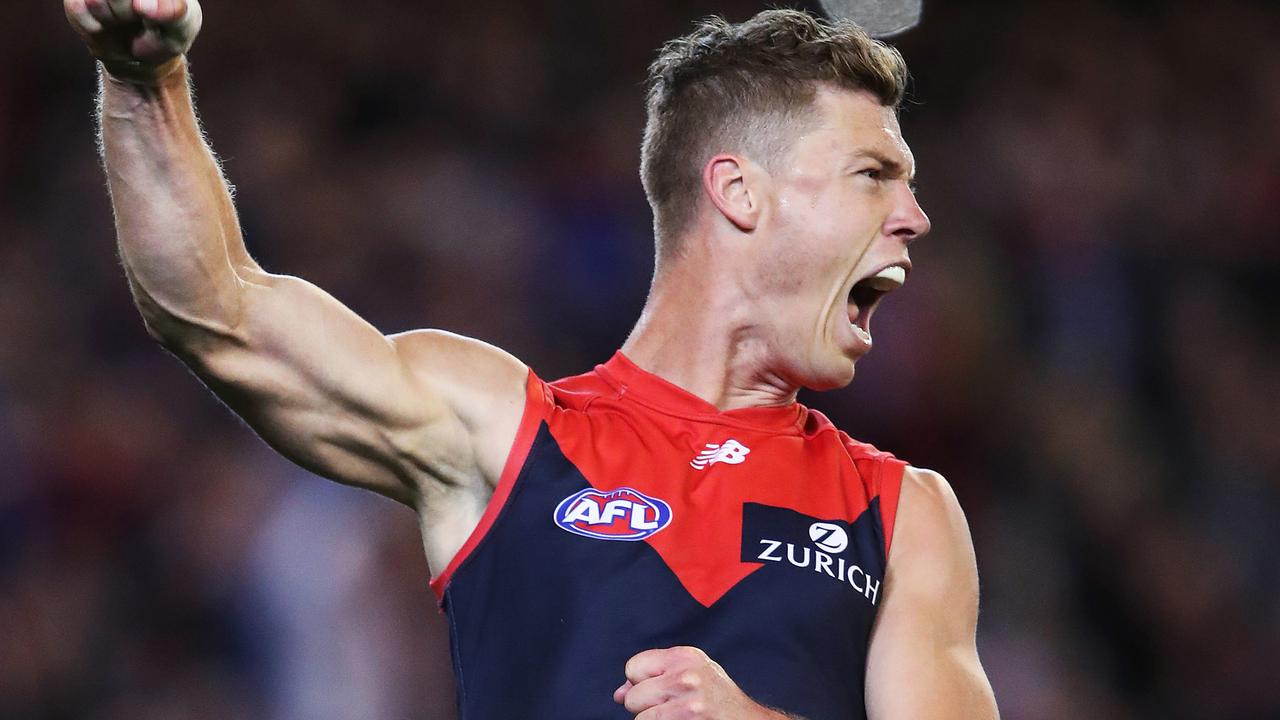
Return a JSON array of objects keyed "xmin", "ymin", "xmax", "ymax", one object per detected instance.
[
  {"xmin": 879, "ymin": 458, "xmax": 907, "ymax": 559},
  {"xmin": 429, "ymin": 369, "xmax": 549, "ymax": 602}
]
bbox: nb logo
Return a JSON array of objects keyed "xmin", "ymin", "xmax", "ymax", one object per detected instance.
[
  {"xmin": 690, "ymin": 439, "xmax": 751, "ymax": 470},
  {"xmin": 808, "ymin": 522, "xmax": 849, "ymax": 554}
]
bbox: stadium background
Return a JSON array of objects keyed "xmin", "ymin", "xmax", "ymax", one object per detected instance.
[{"xmin": 1, "ymin": 0, "xmax": 1278, "ymax": 718}]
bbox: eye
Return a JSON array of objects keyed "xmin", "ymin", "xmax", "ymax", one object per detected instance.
[{"xmin": 859, "ymin": 168, "xmax": 882, "ymax": 181}]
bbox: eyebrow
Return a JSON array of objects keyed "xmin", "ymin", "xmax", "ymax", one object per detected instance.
[{"xmin": 850, "ymin": 149, "xmax": 917, "ymax": 183}]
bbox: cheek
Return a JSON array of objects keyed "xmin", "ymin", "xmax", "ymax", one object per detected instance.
[
  {"xmin": 761, "ymin": 232, "xmax": 851, "ymax": 303},
  {"xmin": 776, "ymin": 182, "xmax": 843, "ymax": 237},
  {"xmin": 759, "ymin": 246, "xmax": 815, "ymax": 295},
  {"xmin": 767, "ymin": 212, "xmax": 847, "ymax": 290}
]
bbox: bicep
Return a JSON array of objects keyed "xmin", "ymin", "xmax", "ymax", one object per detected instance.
[
  {"xmin": 865, "ymin": 468, "xmax": 998, "ymax": 720},
  {"xmin": 175, "ymin": 271, "xmax": 525, "ymax": 505}
]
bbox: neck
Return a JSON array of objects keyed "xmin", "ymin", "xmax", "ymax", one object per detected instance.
[{"xmin": 621, "ymin": 260, "xmax": 797, "ymax": 411}]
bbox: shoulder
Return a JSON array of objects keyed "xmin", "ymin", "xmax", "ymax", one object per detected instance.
[
  {"xmin": 388, "ymin": 330, "xmax": 533, "ymax": 484},
  {"xmin": 899, "ymin": 467, "xmax": 966, "ymax": 534},
  {"xmin": 390, "ymin": 329, "xmax": 527, "ymax": 383},
  {"xmin": 389, "ymin": 329, "xmax": 529, "ymax": 423},
  {"xmin": 889, "ymin": 466, "xmax": 978, "ymax": 599}
]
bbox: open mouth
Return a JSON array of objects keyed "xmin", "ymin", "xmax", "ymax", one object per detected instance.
[{"xmin": 847, "ymin": 265, "xmax": 907, "ymax": 339}]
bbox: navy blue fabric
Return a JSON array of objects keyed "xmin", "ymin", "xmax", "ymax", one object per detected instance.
[{"xmin": 443, "ymin": 424, "xmax": 886, "ymax": 720}]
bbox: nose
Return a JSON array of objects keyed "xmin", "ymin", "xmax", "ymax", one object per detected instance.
[{"xmin": 885, "ymin": 182, "xmax": 931, "ymax": 245}]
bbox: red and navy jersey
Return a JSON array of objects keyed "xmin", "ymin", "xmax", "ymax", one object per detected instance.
[{"xmin": 431, "ymin": 353, "xmax": 907, "ymax": 720}]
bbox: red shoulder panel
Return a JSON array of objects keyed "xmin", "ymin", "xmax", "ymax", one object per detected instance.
[
  {"xmin": 875, "ymin": 457, "xmax": 907, "ymax": 557},
  {"xmin": 544, "ymin": 387, "xmax": 899, "ymax": 608}
]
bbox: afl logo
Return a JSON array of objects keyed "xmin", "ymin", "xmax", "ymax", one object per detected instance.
[
  {"xmin": 808, "ymin": 522, "xmax": 849, "ymax": 554},
  {"xmin": 553, "ymin": 487, "xmax": 673, "ymax": 541}
]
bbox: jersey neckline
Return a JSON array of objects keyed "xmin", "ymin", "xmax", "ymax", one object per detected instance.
[{"xmin": 593, "ymin": 351, "xmax": 808, "ymax": 434}]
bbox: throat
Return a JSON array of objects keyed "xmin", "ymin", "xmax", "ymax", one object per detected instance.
[
  {"xmin": 621, "ymin": 321, "xmax": 798, "ymax": 411},
  {"xmin": 620, "ymin": 344, "xmax": 799, "ymax": 411},
  {"xmin": 620, "ymin": 270, "xmax": 798, "ymax": 410}
]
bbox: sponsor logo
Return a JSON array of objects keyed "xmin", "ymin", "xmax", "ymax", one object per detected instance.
[
  {"xmin": 553, "ymin": 487, "xmax": 673, "ymax": 541},
  {"xmin": 747, "ymin": 517, "xmax": 880, "ymax": 602},
  {"xmin": 690, "ymin": 439, "xmax": 751, "ymax": 470},
  {"xmin": 808, "ymin": 522, "xmax": 849, "ymax": 554}
]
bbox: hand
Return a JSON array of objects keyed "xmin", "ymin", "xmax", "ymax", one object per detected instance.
[
  {"xmin": 64, "ymin": 0, "xmax": 202, "ymax": 81},
  {"xmin": 613, "ymin": 646, "xmax": 789, "ymax": 719}
]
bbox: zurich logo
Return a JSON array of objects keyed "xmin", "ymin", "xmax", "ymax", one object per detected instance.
[
  {"xmin": 808, "ymin": 521, "xmax": 849, "ymax": 554},
  {"xmin": 553, "ymin": 487, "xmax": 673, "ymax": 541}
]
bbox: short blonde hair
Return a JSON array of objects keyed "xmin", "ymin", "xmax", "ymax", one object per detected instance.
[{"xmin": 641, "ymin": 9, "xmax": 908, "ymax": 258}]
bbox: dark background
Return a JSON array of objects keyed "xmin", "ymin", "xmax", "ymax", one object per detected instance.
[{"xmin": 1, "ymin": 0, "xmax": 1278, "ymax": 718}]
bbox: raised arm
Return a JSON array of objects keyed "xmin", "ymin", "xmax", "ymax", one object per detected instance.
[
  {"xmin": 65, "ymin": 0, "xmax": 527, "ymax": 541},
  {"xmin": 865, "ymin": 467, "xmax": 1000, "ymax": 719}
]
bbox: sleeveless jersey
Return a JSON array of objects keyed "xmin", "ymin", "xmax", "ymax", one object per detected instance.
[{"xmin": 430, "ymin": 352, "xmax": 907, "ymax": 720}]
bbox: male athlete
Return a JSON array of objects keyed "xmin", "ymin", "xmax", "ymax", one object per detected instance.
[{"xmin": 66, "ymin": 0, "xmax": 999, "ymax": 717}]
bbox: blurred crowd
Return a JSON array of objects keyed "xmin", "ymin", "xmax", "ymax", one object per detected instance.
[{"xmin": 1, "ymin": 0, "xmax": 1277, "ymax": 718}]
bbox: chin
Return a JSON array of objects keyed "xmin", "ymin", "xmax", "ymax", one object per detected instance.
[{"xmin": 795, "ymin": 354, "xmax": 858, "ymax": 392}]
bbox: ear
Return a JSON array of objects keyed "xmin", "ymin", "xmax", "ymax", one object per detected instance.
[{"xmin": 701, "ymin": 154, "xmax": 761, "ymax": 232}]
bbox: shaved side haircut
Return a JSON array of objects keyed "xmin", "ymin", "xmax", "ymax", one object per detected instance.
[{"xmin": 641, "ymin": 9, "xmax": 909, "ymax": 261}]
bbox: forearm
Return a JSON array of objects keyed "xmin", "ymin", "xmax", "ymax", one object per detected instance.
[{"xmin": 98, "ymin": 57, "xmax": 257, "ymax": 345}]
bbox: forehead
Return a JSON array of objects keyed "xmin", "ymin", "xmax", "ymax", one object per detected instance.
[{"xmin": 800, "ymin": 87, "xmax": 915, "ymax": 173}]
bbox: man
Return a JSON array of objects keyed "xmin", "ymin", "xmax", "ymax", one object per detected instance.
[{"xmin": 66, "ymin": 0, "xmax": 998, "ymax": 717}]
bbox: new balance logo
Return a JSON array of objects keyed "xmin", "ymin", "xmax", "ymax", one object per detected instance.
[{"xmin": 690, "ymin": 439, "xmax": 751, "ymax": 470}]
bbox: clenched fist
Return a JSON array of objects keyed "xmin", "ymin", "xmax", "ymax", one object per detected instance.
[
  {"xmin": 613, "ymin": 646, "xmax": 793, "ymax": 720},
  {"xmin": 64, "ymin": 0, "xmax": 202, "ymax": 80}
]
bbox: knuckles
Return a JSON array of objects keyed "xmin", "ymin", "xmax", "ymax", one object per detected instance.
[
  {"xmin": 670, "ymin": 645, "xmax": 710, "ymax": 664},
  {"xmin": 619, "ymin": 645, "xmax": 747, "ymax": 719},
  {"xmin": 675, "ymin": 669, "xmax": 703, "ymax": 691},
  {"xmin": 67, "ymin": 0, "xmax": 203, "ymax": 68}
]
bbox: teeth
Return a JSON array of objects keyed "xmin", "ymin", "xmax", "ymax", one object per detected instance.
[
  {"xmin": 876, "ymin": 265, "xmax": 906, "ymax": 284},
  {"xmin": 852, "ymin": 324, "xmax": 872, "ymax": 345},
  {"xmin": 866, "ymin": 265, "xmax": 906, "ymax": 291},
  {"xmin": 856, "ymin": 265, "xmax": 905, "ymax": 293}
]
